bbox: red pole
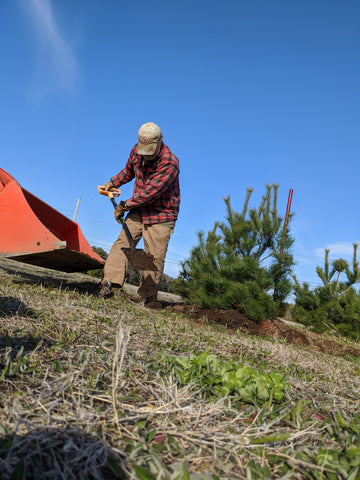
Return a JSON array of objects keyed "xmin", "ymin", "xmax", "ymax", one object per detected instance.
[{"xmin": 280, "ymin": 188, "xmax": 293, "ymax": 256}]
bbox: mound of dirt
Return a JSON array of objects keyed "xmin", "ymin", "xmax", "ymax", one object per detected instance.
[{"xmin": 133, "ymin": 299, "xmax": 360, "ymax": 359}]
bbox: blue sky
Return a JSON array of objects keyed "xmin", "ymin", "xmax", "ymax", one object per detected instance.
[{"xmin": 1, "ymin": 0, "xmax": 360, "ymax": 287}]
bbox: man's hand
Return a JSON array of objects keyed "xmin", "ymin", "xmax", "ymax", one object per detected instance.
[
  {"xmin": 114, "ymin": 201, "xmax": 128, "ymax": 222},
  {"xmin": 103, "ymin": 181, "xmax": 114, "ymax": 191}
]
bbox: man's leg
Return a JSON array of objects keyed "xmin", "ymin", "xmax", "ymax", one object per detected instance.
[
  {"xmin": 102, "ymin": 211, "xmax": 143, "ymax": 287},
  {"xmin": 137, "ymin": 223, "xmax": 174, "ymax": 301}
]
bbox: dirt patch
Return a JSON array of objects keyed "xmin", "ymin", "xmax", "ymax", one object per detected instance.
[
  {"xmin": 128, "ymin": 298, "xmax": 360, "ymax": 359},
  {"xmin": 122, "ymin": 249, "xmax": 157, "ymax": 271},
  {"xmin": 272, "ymin": 320, "xmax": 360, "ymax": 357},
  {"xmin": 169, "ymin": 304, "xmax": 262, "ymax": 334}
]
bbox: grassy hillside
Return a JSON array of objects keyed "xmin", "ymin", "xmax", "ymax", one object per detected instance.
[{"xmin": 0, "ymin": 258, "xmax": 360, "ymax": 480}]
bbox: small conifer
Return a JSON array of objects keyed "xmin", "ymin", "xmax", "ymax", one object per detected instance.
[
  {"xmin": 174, "ymin": 185, "xmax": 294, "ymax": 321},
  {"xmin": 292, "ymin": 244, "xmax": 360, "ymax": 339}
]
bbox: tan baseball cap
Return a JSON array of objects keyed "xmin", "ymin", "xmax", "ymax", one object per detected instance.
[{"xmin": 137, "ymin": 122, "xmax": 163, "ymax": 155}]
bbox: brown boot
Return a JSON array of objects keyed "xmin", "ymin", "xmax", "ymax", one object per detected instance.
[
  {"xmin": 98, "ymin": 280, "xmax": 113, "ymax": 298},
  {"xmin": 140, "ymin": 296, "xmax": 164, "ymax": 308},
  {"xmin": 140, "ymin": 295, "xmax": 157, "ymax": 305}
]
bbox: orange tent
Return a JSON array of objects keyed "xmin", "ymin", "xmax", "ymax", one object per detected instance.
[{"xmin": 0, "ymin": 168, "xmax": 104, "ymax": 272}]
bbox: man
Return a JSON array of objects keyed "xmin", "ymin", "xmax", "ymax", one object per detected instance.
[{"xmin": 99, "ymin": 122, "xmax": 180, "ymax": 303}]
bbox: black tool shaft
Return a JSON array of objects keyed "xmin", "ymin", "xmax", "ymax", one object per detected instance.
[
  {"xmin": 121, "ymin": 220, "xmax": 135, "ymax": 249},
  {"xmin": 111, "ymin": 198, "xmax": 135, "ymax": 249}
]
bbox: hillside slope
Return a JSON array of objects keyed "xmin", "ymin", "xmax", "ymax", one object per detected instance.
[{"xmin": 1, "ymin": 258, "xmax": 360, "ymax": 479}]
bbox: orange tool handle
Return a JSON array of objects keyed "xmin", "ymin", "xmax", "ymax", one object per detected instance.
[{"xmin": 97, "ymin": 185, "xmax": 121, "ymax": 200}]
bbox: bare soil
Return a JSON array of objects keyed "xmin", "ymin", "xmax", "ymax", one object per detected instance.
[
  {"xmin": 122, "ymin": 248, "xmax": 157, "ymax": 271},
  {"xmin": 121, "ymin": 291, "xmax": 360, "ymax": 359}
]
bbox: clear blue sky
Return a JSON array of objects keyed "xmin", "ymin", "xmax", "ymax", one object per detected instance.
[{"xmin": 1, "ymin": 0, "xmax": 360, "ymax": 287}]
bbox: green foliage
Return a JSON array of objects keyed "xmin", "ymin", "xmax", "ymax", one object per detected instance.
[
  {"xmin": 162, "ymin": 352, "xmax": 290, "ymax": 405},
  {"xmin": 125, "ymin": 264, "xmax": 141, "ymax": 285},
  {"xmin": 174, "ymin": 185, "xmax": 294, "ymax": 321},
  {"xmin": 91, "ymin": 246, "xmax": 108, "ymax": 260},
  {"xmin": 293, "ymin": 245, "xmax": 360, "ymax": 340},
  {"xmin": 315, "ymin": 445, "xmax": 360, "ymax": 480},
  {"xmin": 158, "ymin": 273, "xmax": 175, "ymax": 293},
  {"xmin": 87, "ymin": 246, "xmax": 107, "ymax": 278},
  {"xmin": 1, "ymin": 346, "xmax": 39, "ymax": 379}
]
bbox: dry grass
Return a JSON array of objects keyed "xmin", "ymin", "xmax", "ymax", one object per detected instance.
[{"xmin": 0, "ymin": 258, "xmax": 360, "ymax": 479}]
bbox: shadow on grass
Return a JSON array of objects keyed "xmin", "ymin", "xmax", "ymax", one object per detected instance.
[
  {"xmin": 2, "ymin": 263, "xmax": 100, "ymax": 295},
  {"xmin": 0, "ymin": 297, "xmax": 54, "ymax": 358},
  {"xmin": 0, "ymin": 424, "xmax": 126, "ymax": 480},
  {"xmin": 0, "ymin": 333, "xmax": 53, "ymax": 360},
  {"xmin": 0, "ymin": 296, "xmax": 28, "ymax": 317}
]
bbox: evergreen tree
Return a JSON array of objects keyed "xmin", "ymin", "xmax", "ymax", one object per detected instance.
[
  {"xmin": 158, "ymin": 273, "xmax": 175, "ymax": 292},
  {"xmin": 87, "ymin": 247, "xmax": 108, "ymax": 278},
  {"xmin": 292, "ymin": 244, "xmax": 360, "ymax": 340},
  {"xmin": 174, "ymin": 185, "xmax": 294, "ymax": 321},
  {"xmin": 125, "ymin": 264, "xmax": 141, "ymax": 286}
]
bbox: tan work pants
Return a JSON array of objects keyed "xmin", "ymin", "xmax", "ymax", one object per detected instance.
[{"xmin": 103, "ymin": 211, "xmax": 174, "ymax": 299}]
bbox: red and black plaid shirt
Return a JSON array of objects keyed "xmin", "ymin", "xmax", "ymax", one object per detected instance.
[{"xmin": 111, "ymin": 143, "xmax": 180, "ymax": 225}]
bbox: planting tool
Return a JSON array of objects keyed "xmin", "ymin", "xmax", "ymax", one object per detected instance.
[
  {"xmin": 0, "ymin": 168, "xmax": 104, "ymax": 272},
  {"xmin": 97, "ymin": 185, "xmax": 157, "ymax": 271}
]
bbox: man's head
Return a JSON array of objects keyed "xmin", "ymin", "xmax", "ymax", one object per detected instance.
[{"xmin": 137, "ymin": 122, "xmax": 163, "ymax": 157}]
